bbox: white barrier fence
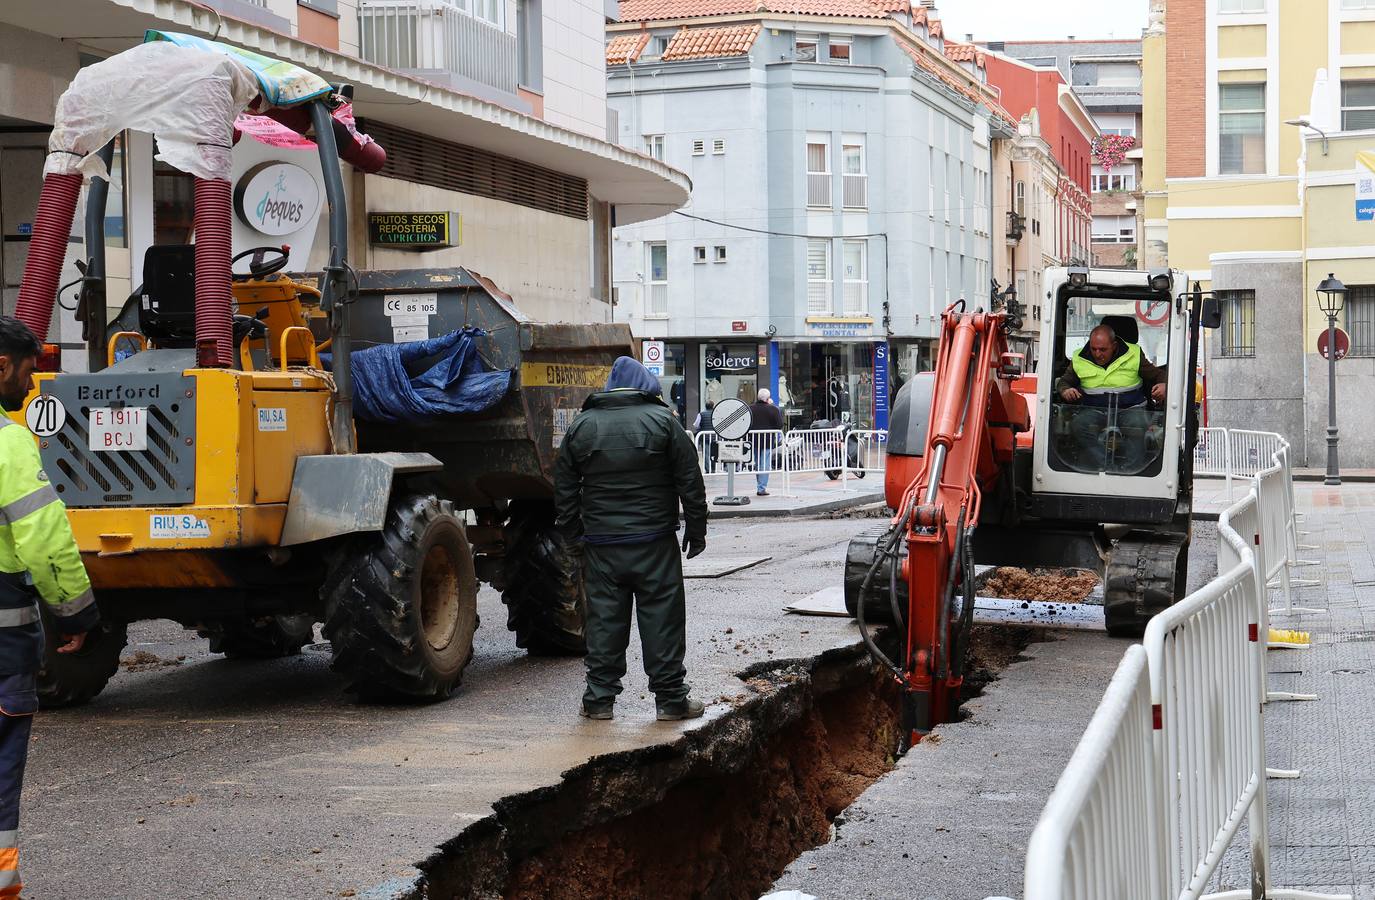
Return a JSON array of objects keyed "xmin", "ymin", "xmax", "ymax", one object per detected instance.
[
  {"xmin": 694, "ymin": 426, "xmax": 886, "ymax": 494},
  {"xmin": 1194, "ymin": 427, "xmax": 1291, "ymax": 501},
  {"xmin": 1022, "ymin": 434, "xmax": 1349, "ymax": 900}
]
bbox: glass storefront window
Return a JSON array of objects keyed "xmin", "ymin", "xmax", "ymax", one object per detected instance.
[
  {"xmin": 656, "ymin": 342, "xmax": 688, "ymax": 424},
  {"xmin": 701, "ymin": 342, "xmax": 758, "ymax": 412},
  {"xmin": 153, "ymin": 159, "xmax": 196, "ymax": 245},
  {"xmin": 776, "ymin": 342, "xmax": 877, "ymax": 430},
  {"xmin": 104, "ymin": 135, "xmax": 127, "ymax": 249}
]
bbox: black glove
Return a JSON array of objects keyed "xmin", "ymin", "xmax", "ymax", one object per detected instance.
[{"xmin": 682, "ymin": 533, "xmax": 706, "ymax": 560}]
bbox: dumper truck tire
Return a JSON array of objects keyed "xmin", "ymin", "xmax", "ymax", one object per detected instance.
[
  {"xmin": 37, "ymin": 604, "xmax": 127, "ymax": 709},
  {"xmin": 323, "ymin": 495, "xmax": 479, "ymax": 701},
  {"xmin": 199, "ymin": 615, "xmax": 315, "ymax": 659},
  {"xmin": 500, "ymin": 501, "xmax": 587, "ymax": 657}
]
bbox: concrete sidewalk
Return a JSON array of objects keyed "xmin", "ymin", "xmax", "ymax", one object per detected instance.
[{"xmin": 701, "ymin": 469, "xmax": 883, "ymax": 518}]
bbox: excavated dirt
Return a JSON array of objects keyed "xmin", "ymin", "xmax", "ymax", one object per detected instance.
[
  {"xmin": 414, "ymin": 628, "xmax": 1037, "ymax": 900},
  {"xmin": 980, "ymin": 567, "xmax": 1100, "ymax": 603}
]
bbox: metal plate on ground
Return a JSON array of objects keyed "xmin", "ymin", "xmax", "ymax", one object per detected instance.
[
  {"xmin": 784, "ymin": 586, "xmax": 1107, "ymax": 631},
  {"xmin": 684, "ymin": 556, "xmax": 771, "ymax": 578}
]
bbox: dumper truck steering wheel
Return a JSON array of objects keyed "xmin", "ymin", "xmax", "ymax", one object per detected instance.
[{"xmin": 231, "ymin": 246, "xmax": 290, "ymax": 281}]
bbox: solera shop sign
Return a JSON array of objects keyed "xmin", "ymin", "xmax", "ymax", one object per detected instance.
[{"xmin": 367, "ymin": 212, "xmax": 459, "ymax": 249}]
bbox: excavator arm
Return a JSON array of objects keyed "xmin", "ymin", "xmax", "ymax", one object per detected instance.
[{"xmin": 860, "ymin": 306, "xmax": 1029, "ymax": 745}]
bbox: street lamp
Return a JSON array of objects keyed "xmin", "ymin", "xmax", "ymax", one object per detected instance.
[{"xmin": 1316, "ymin": 273, "xmax": 1347, "ymax": 485}]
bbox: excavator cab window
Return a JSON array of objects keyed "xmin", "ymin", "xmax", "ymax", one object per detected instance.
[{"xmin": 1049, "ymin": 292, "xmax": 1172, "ymax": 478}]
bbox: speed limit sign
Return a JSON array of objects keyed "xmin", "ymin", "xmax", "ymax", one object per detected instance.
[{"xmin": 642, "ymin": 340, "xmax": 665, "ymax": 376}]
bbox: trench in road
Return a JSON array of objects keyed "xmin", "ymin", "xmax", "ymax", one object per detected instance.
[{"xmin": 407, "ymin": 625, "xmax": 1038, "ymax": 900}]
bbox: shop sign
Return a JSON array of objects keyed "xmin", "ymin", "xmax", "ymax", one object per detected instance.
[
  {"xmin": 805, "ymin": 317, "xmax": 873, "ymax": 338},
  {"xmin": 1356, "ymin": 151, "xmax": 1375, "ymax": 221},
  {"xmin": 731, "ymin": 321, "xmax": 748, "ymax": 332},
  {"xmin": 873, "ymin": 342, "xmax": 890, "ymax": 432},
  {"xmin": 367, "ymin": 212, "xmax": 458, "ymax": 249},
  {"xmin": 234, "ymin": 162, "xmax": 320, "ymax": 237},
  {"xmin": 704, "ymin": 351, "xmax": 756, "ymax": 371}
]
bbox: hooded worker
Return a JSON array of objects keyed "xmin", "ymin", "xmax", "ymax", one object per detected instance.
[{"xmin": 554, "ymin": 356, "xmax": 709, "ymax": 721}]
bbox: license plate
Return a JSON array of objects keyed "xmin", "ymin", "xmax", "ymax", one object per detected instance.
[{"xmin": 89, "ymin": 407, "xmax": 147, "ymax": 451}]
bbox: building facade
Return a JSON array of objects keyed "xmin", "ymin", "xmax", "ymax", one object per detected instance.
[
  {"xmin": 0, "ymin": 0, "xmax": 685, "ymax": 369},
  {"xmin": 1143, "ymin": 0, "xmax": 1375, "ymax": 466},
  {"xmin": 996, "ymin": 39, "xmax": 1145, "ymax": 270},
  {"xmin": 606, "ymin": 2, "xmax": 1005, "ymax": 431}
]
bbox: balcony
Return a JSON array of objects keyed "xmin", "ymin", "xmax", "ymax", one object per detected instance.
[
  {"xmin": 359, "ymin": 0, "xmax": 518, "ymax": 98},
  {"xmin": 807, "ymin": 281, "xmax": 832, "ymax": 314},
  {"xmin": 842, "ymin": 173, "xmax": 866, "ymax": 209},
  {"xmin": 807, "ymin": 173, "xmax": 831, "ymax": 208}
]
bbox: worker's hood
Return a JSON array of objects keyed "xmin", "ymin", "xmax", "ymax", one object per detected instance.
[{"xmin": 603, "ymin": 356, "xmax": 662, "ymax": 396}]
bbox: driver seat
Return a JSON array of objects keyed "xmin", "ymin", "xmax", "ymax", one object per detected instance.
[
  {"xmin": 139, "ymin": 245, "xmax": 197, "ymax": 348},
  {"xmin": 1100, "ymin": 314, "xmax": 1139, "ymax": 348}
]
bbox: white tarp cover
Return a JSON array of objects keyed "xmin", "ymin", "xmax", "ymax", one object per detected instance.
[{"xmin": 45, "ymin": 41, "xmax": 259, "ymax": 182}]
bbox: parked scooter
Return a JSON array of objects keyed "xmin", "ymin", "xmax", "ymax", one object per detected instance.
[{"xmin": 771, "ymin": 419, "xmax": 866, "ymax": 479}]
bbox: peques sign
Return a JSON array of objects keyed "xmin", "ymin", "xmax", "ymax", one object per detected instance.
[{"xmin": 233, "ymin": 162, "xmax": 320, "ymax": 237}]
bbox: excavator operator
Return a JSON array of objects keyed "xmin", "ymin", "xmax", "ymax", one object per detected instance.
[{"xmin": 1055, "ymin": 323, "xmax": 1167, "ymax": 470}]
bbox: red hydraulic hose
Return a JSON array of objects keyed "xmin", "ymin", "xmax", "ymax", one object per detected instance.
[
  {"xmin": 193, "ymin": 178, "xmax": 235, "ymax": 367},
  {"xmin": 14, "ymin": 172, "xmax": 82, "ymax": 341}
]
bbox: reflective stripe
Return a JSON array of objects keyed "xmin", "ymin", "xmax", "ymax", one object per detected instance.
[
  {"xmin": 0, "ymin": 606, "xmax": 37, "ymax": 628},
  {"xmin": 0, "ymin": 831, "xmax": 15, "ymax": 849},
  {"xmin": 1082, "ymin": 384, "xmax": 1141, "ymax": 395},
  {"xmin": 48, "ymin": 588, "xmax": 93, "ymax": 619},
  {"xmin": 0, "ymin": 869, "xmax": 16, "ymax": 890},
  {"xmin": 0, "ymin": 485, "xmax": 58, "ymax": 525}
]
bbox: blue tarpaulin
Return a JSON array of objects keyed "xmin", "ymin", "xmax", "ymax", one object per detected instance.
[{"xmin": 342, "ymin": 328, "xmax": 512, "ymax": 425}]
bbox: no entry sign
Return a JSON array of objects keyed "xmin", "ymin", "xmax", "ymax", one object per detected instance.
[{"xmin": 1318, "ymin": 327, "xmax": 1350, "ymax": 361}]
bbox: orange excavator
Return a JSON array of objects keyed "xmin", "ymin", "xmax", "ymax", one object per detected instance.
[{"xmin": 849, "ymin": 267, "xmax": 1218, "ymax": 744}]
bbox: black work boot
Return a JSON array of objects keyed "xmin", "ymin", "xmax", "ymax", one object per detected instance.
[
  {"xmin": 655, "ymin": 697, "xmax": 705, "ymax": 721},
  {"xmin": 580, "ymin": 702, "xmax": 614, "ymax": 720}
]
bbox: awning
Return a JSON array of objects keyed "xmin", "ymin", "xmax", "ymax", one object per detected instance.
[{"xmin": 1, "ymin": 0, "xmax": 690, "ymax": 225}]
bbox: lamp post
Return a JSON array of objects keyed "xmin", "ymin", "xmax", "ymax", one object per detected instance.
[{"xmin": 1316, "ymin": 273, "xmax": 1347, "ymax": 485}]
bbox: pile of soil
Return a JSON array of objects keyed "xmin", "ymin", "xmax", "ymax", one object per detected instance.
[{"xmin": 981, "ymin": 567, "xmax": 1099, "ymax": 603}]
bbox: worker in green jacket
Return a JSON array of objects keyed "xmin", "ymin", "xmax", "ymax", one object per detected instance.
[
  {"xmin": 554, "ymin": 356, "xmax": 709, "ymax": 721},
  {"xmin": 1055, "ymin": 323, "xmax": 1168, "ymax": 471},
  {"xmin": 0, "ymin": 318, "xmax": 100, "ymax": 898}
]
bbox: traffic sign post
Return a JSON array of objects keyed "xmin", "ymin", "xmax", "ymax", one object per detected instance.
[{"xmin": 710, "ymin": 398, "xmax": 753, "ymax": 506}]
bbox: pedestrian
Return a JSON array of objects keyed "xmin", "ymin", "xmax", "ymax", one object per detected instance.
[
  {"xmin": 691, "ymin": 400, "xmax": 717, "ymax": 474},
  {"xmin": 750, "ymin": 388, "xmax": 784, "ymax": 497},
  {"xmin": 0, "ymin": 318, "xmax": 100, "ymax": 898},
  {"xmin": 555, "ymin": 356, "xmax": 709, "ymax": 722}
]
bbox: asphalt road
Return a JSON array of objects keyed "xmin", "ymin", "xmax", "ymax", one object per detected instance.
[
  {"xmin": 20, "ymin": 516, "xmax": 876, "ymax": 900},
  {"xmin": 19, "ymin": 517, "xmax": 1217, "ymax": 899}
]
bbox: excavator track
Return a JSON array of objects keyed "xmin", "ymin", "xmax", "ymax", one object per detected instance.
[{"xmin": 1103, "ymin": 530, "xmax": 1190, "ymax": 637}]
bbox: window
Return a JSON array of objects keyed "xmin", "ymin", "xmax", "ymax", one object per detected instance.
[
  {"xmin": 842, "ymin": 136, "xmax": 866, "ymax": 208},
  {"xmin": 104, "ymin": 135, "xmax": 127, "ymax": 249},
  {"xmin": 1219, "ymin": 83, "xmax": 1266, "ymax": 175},
  {"xmin": 1015, "ymin": 180, "xmax": 1026, "ymax": 216},
  {"xmin": 644, "ymin": 35, "xmax": 669, "ymax": 59},
  {"xmin": 517, "ymin": 0, "xmax": 543, "ymax": 91},
  {"xmin": 693, "ymin": 245, "xmax": 707, "ymax": 263},
  {"xmin": 806, "ymin": 136, "xmax": 831, "ymax": 207},
  {"xmin": 714, "ymin": 245, "xmax": 727, "ymax": 263},
  {"xmin": 1346, "ymin": 285, "xmax": 1375, "ymax": 356},
  {"xmin": 1343, "ymin": 0, "xmax": 1375, "ymax": 8},
  {"xmin": 1218, "ymin": 289, "xmax": 1255, "ymax": 358},
  {"xmin": 470, "ymin": 0, "xmax": 503, "ymax": 27},
  {"xmin": 828, "ymin": 36, "xmax": 852, "ymax": 64},
  {"xmin": 1091, "ymin": 215, "xmax": 1136, "ymax": 243},
  {"xmin": 928, "ymin": 147, "xmax": 937, "ymax": 219},
  {"xmin": 958, "ymin": 162, "xmax": 966, "ymax": 229},
  {"xmin": 644, "ymin": 134, "xmax": 664, "ymax": 161},
  {"xmin": 647, "ymin": 243, "xmax": 668, "ymax": 317},
  {"xmin": 713, "ymin": 138, "xmax": 726, "ymax": 155},
  {"xmin": 944, "ymin": 153, "xmax": 952, "ymax": 223},
  {"xmin": 1220, "ymin": 0, "xmax": 1264, "ymax": 11},
  {"xmin": 842, "ymin": 241, "xmax": 867, "ymax": 314},
  {"xmin": 1091, "ymin": 167, "xmax": 1136, "ymax": 192},
  {"xmin": 796, "ymin": 33, "xmax": 818, "ymax": 62},
  {"xmin": 1342, "ymin": 81, "xmax": 1375, "ymax": 131},
  {"xmin": 807, "ymin": 240, "xmax": 832, "ymax": 313},
  {"xmin": 692, "ymin": 139, "xmax": 705, "ymax": 156}
]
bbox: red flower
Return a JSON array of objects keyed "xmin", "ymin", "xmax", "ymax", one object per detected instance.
[{"xmin": 1091, "ymin": 134, "xmax": 1138, "ymax": 173}]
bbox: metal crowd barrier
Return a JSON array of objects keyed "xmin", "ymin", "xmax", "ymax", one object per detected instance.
[
  {"xmin": 694, "ymin": 426, "xmax": 887, "ymax": 496},
  {"xmin": 1020, "ymin": 434, "xmax": 1350, "ymax": 900}
]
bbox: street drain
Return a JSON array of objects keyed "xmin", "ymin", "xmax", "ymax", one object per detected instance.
[{"xmin": 412, "ymin": 628, "xmax": 1035, "ymax": 900}]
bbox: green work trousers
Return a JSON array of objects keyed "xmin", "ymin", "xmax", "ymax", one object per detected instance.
[{"xmin": 582, "ymin": 536, "xmax": 688, "ymax": 707}]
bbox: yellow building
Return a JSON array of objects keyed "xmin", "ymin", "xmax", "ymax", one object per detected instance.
[{"xmin": 1144, "ymin": 0, "xmax": 1375, "ymax": 466}]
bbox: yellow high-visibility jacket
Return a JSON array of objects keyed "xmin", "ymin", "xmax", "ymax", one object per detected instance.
[{"xmin": 0, "ymin": 418, "xmax": 97, "ymax": 675}]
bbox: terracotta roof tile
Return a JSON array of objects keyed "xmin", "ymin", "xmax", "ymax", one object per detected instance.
[
  {"xmin": 606, "ymin": 32, "xmax": 651, "ymax": 65},
  {"xmin": 618, "ymin": 0, "xmax": 897, "ymax": 21},
  {"xmin": 899, "ymin": 39, "xmax": 984, "ymax": 107},
  {"xmin": 929, "ymin": 18, "xmax": 943, "ymax": 38},
  {"xmin": 944, "ymin": 41, "xmax": 985, "ymax": 68},
  {"xmin": 662, "ymin": 23, "xmax": 762, "ymax": 59}
]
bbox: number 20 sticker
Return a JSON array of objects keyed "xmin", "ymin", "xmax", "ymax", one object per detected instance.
[{"xmin": 25, "ymin": 395, "xmax": 66, "ymax": 437}]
